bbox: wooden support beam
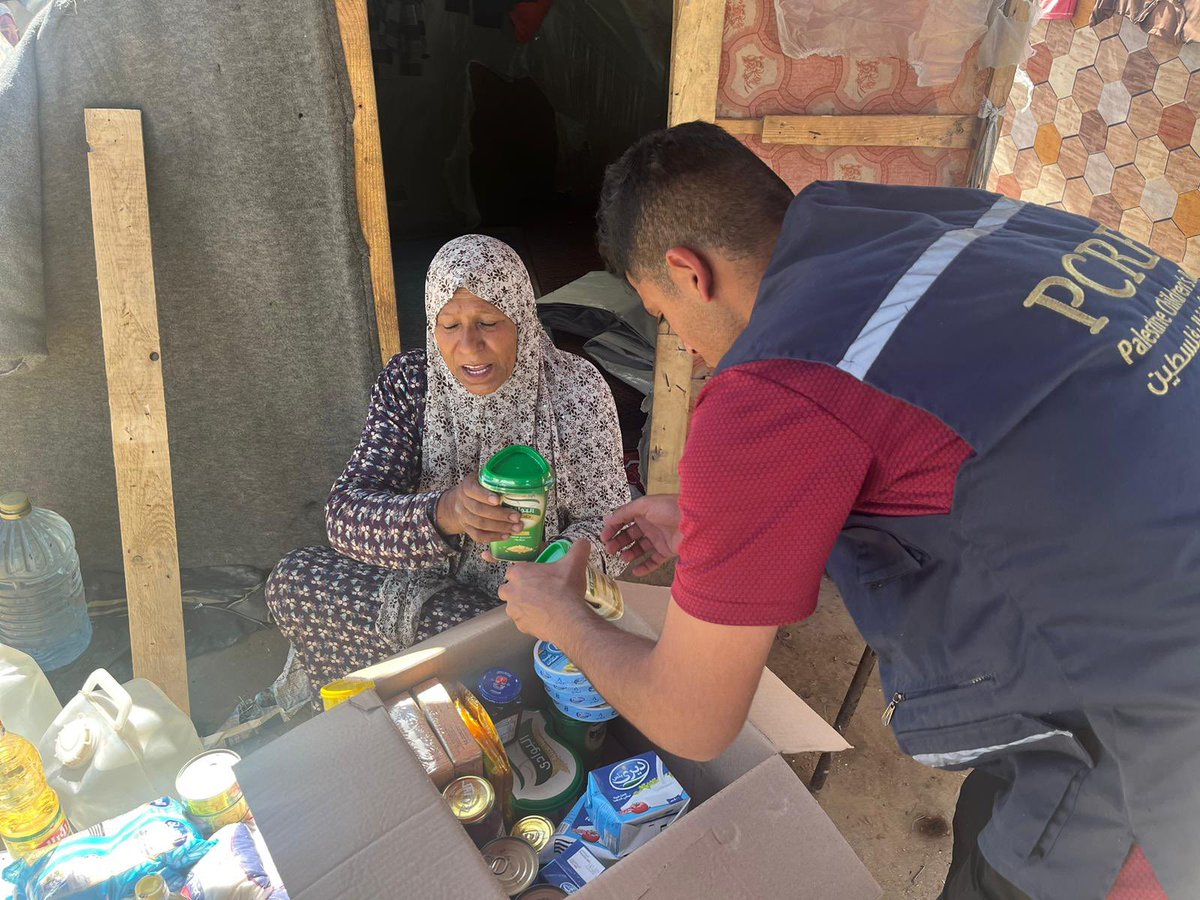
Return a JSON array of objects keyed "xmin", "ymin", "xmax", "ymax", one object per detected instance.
[
  {"xmin": 718, "ymin": 114, "xmax": 977, "ymax": 148},
  {"xmin": 85, "ymin": 109, "xmax": 190, "ymax": 714},
  {"xmin": 335, "ymin": 0, "xmax": 401, "ymax": 366},
  {"xmin": 648, "ymin": 0, "xmax": 727, "ymax": 494},
  {"xmin": 966, "ymin": 0, "xmax": 1035, "ymax": 181}
]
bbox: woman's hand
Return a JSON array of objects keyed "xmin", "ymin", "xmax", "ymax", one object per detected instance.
[
  {"xmin": 437, "ymin": 471, "xmax": 522, "ymax": 545},
  {"xmin": 600, "ymin": 495, "xmax": 682, "ymax": 575}
]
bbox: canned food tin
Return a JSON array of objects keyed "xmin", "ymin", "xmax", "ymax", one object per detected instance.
[
  {"xmin": 550, "ymin": 695, "xmax": 619, "ymax": 723},
  {"xmin": 533, "ymin": 641, "xmax": 592, "ymax": 690},
  {"xmin": 175, "ymin": 750, "xmax": 251, "ymax": 835},
  {"xmin": 542, "ymin": 679, "xmax": 605, "ymax": 709},
  {"xmin": 443, "ymin": 775, "xmax": 505, "ymax": 849},
  {"xmin": 534, "ymin": 540, "xmax": 624, "ymax": 620},
  {"xmin": 481, "ymin": 836, "xmax": 539, "ymax": 896},
  {"xmin": 517, "ymin": 887, "xmax": 568, "ymax": 899},
  {"xmin": 511, "ymin": 815, "xmax": 556, "ymax": 863}
]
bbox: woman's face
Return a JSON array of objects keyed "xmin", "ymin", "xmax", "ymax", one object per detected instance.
[{"xmin": 434, "ymin": 289, "xmax": 519, "ymax": 396}]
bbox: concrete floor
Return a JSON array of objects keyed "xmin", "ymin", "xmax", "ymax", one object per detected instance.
[{"xmin": 184, "ymin": 574, "xmax": 962, "ymax": 897}]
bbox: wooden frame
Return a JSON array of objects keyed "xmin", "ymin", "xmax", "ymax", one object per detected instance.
[
  {"xmin": 718, "ymin": 114, "xmax": 977, "ymax": 148},
  {"xmin": 85, "ymin": 109, "xmax": 190, "ymax": 714},
  {"xmin": 335, "ymin": 0, "xmax": 401, "ymax": 365}
]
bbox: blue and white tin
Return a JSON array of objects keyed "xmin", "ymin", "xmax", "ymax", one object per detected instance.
[
  {"xmin": 542, "ymin": 678, "xmax": 605, "ymax": 709},
  {"xmin": 533, "ymin": 640, "xmax": 593, "ymax": 690},
  {"xmin": 551, "ymin": 694, "xmax": 619, "ymax": 723}
]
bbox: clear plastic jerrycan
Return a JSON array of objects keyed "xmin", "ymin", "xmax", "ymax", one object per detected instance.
[
  {"xmin": 0, "ymin": 644, "xmax": 62, "ymax": 745},
  {"xmin": 40, "ymin": 670, "xmax": 203, "ymax": 829}
]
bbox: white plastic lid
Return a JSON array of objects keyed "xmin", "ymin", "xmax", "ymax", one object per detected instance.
[{"xmin": 55, "ymin": 719, "xmax": 98, "ymax": 768}]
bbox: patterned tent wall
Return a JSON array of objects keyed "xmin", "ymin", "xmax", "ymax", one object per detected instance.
[{"xmin": 989, "ymin": 1, "xmax": 1200, "ymax": 272}]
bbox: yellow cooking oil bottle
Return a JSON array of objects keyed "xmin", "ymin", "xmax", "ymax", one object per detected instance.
[{"xmin": 0, "ymin": 718, "xmax": 72, "ymax": 860}]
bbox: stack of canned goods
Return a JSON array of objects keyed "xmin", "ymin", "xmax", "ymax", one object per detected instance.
[{"xmin": 533, "ymin": 641, "xmax": 618, "ymax": 724}]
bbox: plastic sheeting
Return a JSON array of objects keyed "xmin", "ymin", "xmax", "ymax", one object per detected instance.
[{"xmin": 773, "ymin": 0, "xmax": 1016, "ymax": 86}]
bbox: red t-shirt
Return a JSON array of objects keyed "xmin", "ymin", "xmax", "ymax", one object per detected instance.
[{"xmin": 672, "ymin": 358, "xmax": 1164, "ymax": 898}]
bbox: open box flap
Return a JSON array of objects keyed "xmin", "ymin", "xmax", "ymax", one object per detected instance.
[
  {"xmin": 238, "ymin": 692, "xmax": 505, "ymax": 900},
  {"xmin": 620, "ymin": 582, "xmax": 851, "ymax": 754},
  {"xmin": 577, "ymin": 753, "xmax": 881, "ymax": 899}
]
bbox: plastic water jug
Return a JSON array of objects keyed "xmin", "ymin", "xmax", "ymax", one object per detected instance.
[
  {"xmin": 0, "ymin": 644, "xmax": 62, "ymax": 744},
  {"xmin": 40, "ymin": 669, "xmax": 204, "ymax": 830},
  {"xmin": 0, "ymin": 492, "xmax": 91, "ymax": 671}
]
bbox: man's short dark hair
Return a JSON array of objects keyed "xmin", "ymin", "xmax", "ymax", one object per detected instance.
[{"xmin": 597, "ymin": 121, "xmax": 794, "ymax": 282}]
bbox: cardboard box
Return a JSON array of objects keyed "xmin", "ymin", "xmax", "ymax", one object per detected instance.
[{"xmin": 237, "ymin": 583, "xmax": 879, "ymax": 899}]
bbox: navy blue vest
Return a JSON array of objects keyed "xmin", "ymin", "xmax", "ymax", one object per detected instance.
[{"xmin": 719, "ymin": 182, "xmax": 1200, "ymax": 899}]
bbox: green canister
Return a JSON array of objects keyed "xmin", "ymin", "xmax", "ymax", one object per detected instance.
[
  {"xmin": 506, "ymin": 709, "xmax": 584, "ymax": 823},
  {"xmin": 480, "ymin": 446, "xmax": 554, "ymax": 561},
  {"xmin": 545, "ymin": 701, "xmax": 607, "ymax": 771}
]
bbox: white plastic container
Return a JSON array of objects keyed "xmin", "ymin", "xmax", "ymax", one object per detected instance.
[
  {"xmin": 0, "ymin": 643, "xmax": 62, "ymax": 744},
  {"xmin": 40, "ymin": 669, "xmax": 204, "ymax": 829},
  {"xmin": 0, "ymin": 491, "xmax": 91, "ymax": 671}
]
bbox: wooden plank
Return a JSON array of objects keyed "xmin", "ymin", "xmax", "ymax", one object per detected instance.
[
  {"xmin": 669, "ymin": 0, "xmax": 726, "ymax": 125},
  {"xmin": 648, "ymin": 0, "xmax": 727, "ymax": 494},
  {"xmin": 966, "ymin": 0, "xmax": 1035, "ymax": 180},
  {"xmin": 335, "ymin": 0, "xmax": 401, "ymax": 365},
  {"xmin": 717, "ymin": 114, "xmax": 977, "ymax": 148},
  {"xmin": 85, "ymin": 109, "xmax": 190, "ymax": 714},
  {"xmin": 647, "ymin": 320, "xmax": 698, "ymax": 495}
]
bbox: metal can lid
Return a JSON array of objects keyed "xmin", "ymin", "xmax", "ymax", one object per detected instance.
[
  {"xmin": 442, "ymin": 775, "xmax": 495, "ymax": 825},
  {"xmin": 476, "ymin": 668, "xmax": 523, "ymax": 705},
  {"xmin": 176, "ymin": 749, "xmax": 241, "ymax": 803},
  {"xmin": 511, "ymin": 815, "xmax": 554, "ymax": 852},
  {"xmin": 517, "ymin": 887, "xmax": 568, "ymax": 899},
  {"xmin": 481, "ymin": 837, "xmax": 539, "ymax": 895}
]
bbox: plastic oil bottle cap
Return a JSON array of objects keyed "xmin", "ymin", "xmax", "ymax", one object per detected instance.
[{"xmin": 0, "ymin": 492, "xmax": 32, "ymax": 520}]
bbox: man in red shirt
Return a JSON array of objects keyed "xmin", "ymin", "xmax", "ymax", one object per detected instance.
[{"xmin": 499, "ymin": 123, "xmax": 1191, "ymax": 899}]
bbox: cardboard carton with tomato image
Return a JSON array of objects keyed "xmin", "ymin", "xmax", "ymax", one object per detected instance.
[{"xmin": 584, "ymin": 752, "xmax": 690, "ymax": 857}]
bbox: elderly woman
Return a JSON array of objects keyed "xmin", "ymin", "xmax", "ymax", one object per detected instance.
[{"xmin": 266, "ymin": 235, "xmax": 629, "ymax": 692}]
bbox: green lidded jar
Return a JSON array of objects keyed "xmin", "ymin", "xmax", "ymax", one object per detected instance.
[
  {"xmin": 535, "ymin": 539, "xmax": 624, "ymax": 621},
  {"xmin": 507, "ymin": 710, "xmax": 583, "ymax": 823},
  {"xmin": 479, "ymin": 445, "xmax": 554, "ymax": 561},
  {"xmin": 545, "ymin": 701, "xmax": 607, "ymax": 772}
]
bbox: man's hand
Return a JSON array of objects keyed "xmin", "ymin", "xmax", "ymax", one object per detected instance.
[
  {"xmin": 499, "ymin": 538, "xmax": 594, "ymax": 641},
  {"xmin": 436, "ymin": 470, "xmax": 522, "ymax": 545},
  {"xmin": 600, "ymin": 495, "xmax": 682, "ymax": 575}
]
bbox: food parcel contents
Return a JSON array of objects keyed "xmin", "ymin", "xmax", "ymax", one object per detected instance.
[
  {"xmin": 585, "ymin": 752, "xmax": 690, "ymax": 857},
  {"xmin": 317, "ymin": 677, "xmax": 375, "ymax": 711},
  {"xmin": 384, "ymin": 693, "xmax": 455, "ymax": 788},
  {"xmin": 533, "ymin": 540, "xmax": 624, "ymax": 621},
  {"xmin": 0, "ymin": 720, "xmax": 71, "ymax": 861},
  {"xmin": 534, "ymin": 641, "xmax": 618, "ymax": 725},
  {"xmin": 41, "ymin": 670, "xmax": 203, "ymax": 830},
  {"xmin": 479, "ymin": 446, "xmax": 554, "ymax": 560},
  {"xmin": 544, "ymin": 703, "xmax": 606, "ymax": 772},
  {"xmin": 515, "ymin": 887, "xmax": 567, "ymax": 899},
  {"xmin": 554, "ymin": 795, "xmax": 618, "ymax": 866},
  {"xmin": 443, "ymin": 776, "xmax": 505, "ymax": 849},
  {"xmin": 538, "ymin": 838, "xmax": 605, "ymax": 893},
  {"xmin": 0, "ymin": 492, "xmax": 91, "ymax": 672},
  {"xmin": 448, "ymin": 685, "xmax": 514, "ymax": 824},
  {"xmin": 175, "ymin": 751, "xmax": 252, "ymax": 837},
  {"xmin": 182, "ymin": 822, "xmax": 274, "ymax": 900},
  {"xmin": 2, "ymin": 797, "xmax": 211, "ymax": 900},
  {"xmin": 414, "ymin": 680, "xmax": 484, "ymax": 779},
  {"xmin": 510, "ymin": 815, "xmax": 555, "ymax": 864},
  {"xmin": 475, "ymin": 668, "xmax": 525, "ymax": 744},
  {"xmin": 481, "ymin": 837, "xmax": 539, "ymax": 897},
  {"xmin": 506, "ymin": 710, "xmax": 583, "ymax": 823},
  {"xmin": 0, "ymin": 645, "xmax": 62, "ymax": 747}
]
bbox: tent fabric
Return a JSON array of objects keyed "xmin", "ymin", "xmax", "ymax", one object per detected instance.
[{"xmin": 0, "ymin": 0, "xmax": 380, "ymax": 578}]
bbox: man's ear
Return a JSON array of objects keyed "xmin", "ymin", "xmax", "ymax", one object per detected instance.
[{"xmin": 664, "ymin": 246, "xmax": 716, "ymax": 304}]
